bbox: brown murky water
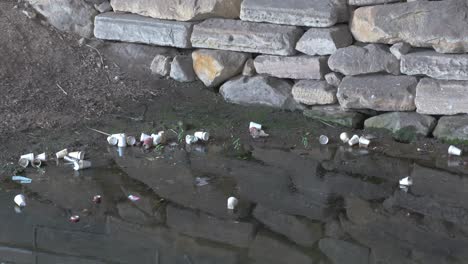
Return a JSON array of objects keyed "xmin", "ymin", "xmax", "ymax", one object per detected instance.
[{"xmin": 2, "ymin": 135, "xmax": 468, "ymax": 264}]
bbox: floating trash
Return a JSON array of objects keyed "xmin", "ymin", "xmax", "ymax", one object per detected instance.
[
  {"xmin": 399, "ymin": 176, "xmax": 413, "ymax": 192},
  {"xmin": 56, "ymin": 149, "xmax": 68, "ymax": 159},
  {"xmin": 227, "ymin": 197, "xmax": 238, "ymax": 210},
  {"xmin": 319, "ymin": 135, "xmax": 329, "ymax": 145},
  {"xmin": 69, "ymin": 215, "xmax": 80, "ymax": 223},
  {"xmin": 340, "ymin": 132, "xmax": 350, "ymax": 143},
  {"xmin": 69, "ymin": 151, "xmax": 85, "ymax": 160},
  {"xmin": 73, "ymin": 160, "xmax": 92, "ymax": 171},
  {"xmin": 93, "ymin": 195, "xmax": 102, "ymax": 204},
  {"xmin": 140, "ymin": 133, "xmax": 152, "ymax": 142},
  {"xmin": 194, "ymin": 131, "xmax": 210, "ymax": 141},
  {"xmin": 36, "ymin": 153, "xmax": 47, "ymax": 162},
  {"xmin": 186, "ymin": 135, "xmax": 199, "ymax": 145},
  {"xmin": 448, "ymin": 145, "xmax": 462, "ymax": 156},
  {"xmin": 20, "ymin": 153, "xmax": 34, "ymax": 162},
  {"xmin": 359, "ymin": 137, "xmax": 370, "ymax": 148},
  {"xmin": 107, "ymin": 135, "xmax": 118, "ymax": 146},
  {"xmin": 11, "ymin": 176, "xmax": 32, "ymax": 184},
  {"xmin": 14, "ymin": 194, "xmax": 26, "ymax": 207},
  {"xmin": 249, "ymin": 122, "xmax": 262, "ymax": 130},
  {"xmin": 143, "ymin": 137, "xmax": 153, "ymax": 150},
  {"xmin": 117, "ymin": 133, "xmax": 127, "ymax": 148},
  {"xmin": 348, "ymin": 135, "xmax": 360, "ymax": 146},
  {"xmin": 128, "ymin": 195, "xmax": 140, "ymax": 202},
  {"xmin": 195, "ymin": 177, "xmax": 210, "ymax": 187}
]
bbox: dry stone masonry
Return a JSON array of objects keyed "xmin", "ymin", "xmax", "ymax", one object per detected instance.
[{"xmin": 28, "ymin": 0, "xmax": 468, "ymax": 142}]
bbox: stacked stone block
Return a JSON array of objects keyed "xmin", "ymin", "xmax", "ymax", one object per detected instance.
[{"xmin": 28, "ymin": 0, "xmax": 468, "ymax": 141}]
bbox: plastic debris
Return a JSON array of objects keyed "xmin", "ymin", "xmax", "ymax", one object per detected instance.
[
  {"xmin": 194, "ymin": 131, "xmax": 210, "ymax": 141},
  {"xmin": 250, "ymin": 128, "xmax": 269, "ymax": 139},
  {"xmin": 31, "ymin": 159, "xmax": 42, "ymax": 168},
  {"xmin": 348, "ymin": 135, "xmax": 360, "ymax": 146},
  {"xmin": 126, "ymin": 136, "xmax": 137, "ymax": 146},
  {"xmin": 107, "ymin": 135, "xmax": 118, "ymax": 146},
  {"xmin": 186, "ymin": 135, "xmax": 199, "ymax": 145},
  {"xmin": 152, "ymin": 131, "xmax": 166, "ymax": 145},
  {"xmin": 195, "ymin": 177, "xmax": 209, "ymax": 187},
  {"xmin": 93, "ymin": 195, "xmax": 102, "ymax": 204},
  {"xmin": 128, "ymin": 195, "xmax": 140, "ymax": 202},
  {"xmin": 18, "ymin": 158, "xmax": 29, "ymax": 168},
  {"xmin": 73, "ymin": 160, "xmax": 92, "ymax": 171},
  {"xmin": 117, "ymin": 133, "xmax": 127, "ymax": 148},
  {"xmin": 56, "ymin": 149, "xmax": 68, "ymax": 159},
  {"xmin": 20, "ymin": 153, "xmax": 34, "ymax": 162},
  {"xmin": 448, "ymin": 145, "xmax": 462, "ymax": 156},
  {"xmin": 11, "ymin": 176, "xmax": 32, "ymax": 184},
  {"xmin": 69, "ymin": 151, "xmax": 85, "ymax": 160},
  {"xmin": 359, "ymin": 137, "xmax": 370, "ymax": 148},
  {"xmin": 399, "ymin": 177, "xmax": 413, "ymax": 192},
  {"xmin": 64, "ymin": 155, "xmax": 79, "ymax": 163},
  {"xmin": 143, "ymin": 137, "xmax": 153, "ymax": 150},
  {"xmin": 319, "ymin": 135, "xmax": 329, "ymax": 145},
  {"xmin": 227, "ymin": 196, "xmax": 238, "ymax": 210},
  {"xmin": 249, "ymin": 122, "xmax": 262, "ymax": 130},
  {"xmin": 14, "ymin": 194, "xmax": 26, "ymax": 207},
  {"xmin": 36, "ymin": 153, "xmax": 47, "ymax": 162},
  {"xmin": 69, "ymin": 215, "xmax": 80, "ymax": 223},
  {"xmin": 340, "ymin": 132, "xmax": 350, "ymax": 143},
  {"xmin": 140, "ymin": 133, "xmax": 152, "ymax": 142}
]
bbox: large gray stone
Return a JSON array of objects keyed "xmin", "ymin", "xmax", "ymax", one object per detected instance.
[
  {"xmin": 401, "ymin": 50, "xmax": 468, "ymax": 81},
  {"xmin": 328, "ymin": 44, "xmax": 400, "ymax": 76},
  {"xmin": 433, "ymin": 115, "xmax": 468, "ymax": 142},
  {"xmin": 253, "ymin": 205, "xmax": 323, "ymax": 247},
  {"xmin": 192, "ymin": 49, "xmax": 249, "ymax": 87},
  {"xmin": 351, "ymin": 0, "xmax": 468, "ymax": 53},
  {"xmin": 364, "ymin": 112, "xmax": 437, "ymax": 137},
  {"xmin": 415, "ymin": 78, "xmax": 468, "ymax": 115},
  {"xmin": 254, "ymin": 55, "xmax": 329, "ymax": 80},
  {"xmin": 303, "ymin": 105, "xmax": 366, "ymax": 128},
  {"xmin": 296, "ymin": 25, "xmax": 353, "ymax": 56},
  {"xmin": 249, "ymin": 232, "xmax": 319, "ymax": 264},
  {"xmin": 240, "ymin": 0, "xmax": 338, "ymax": 27},
  {"xmin": 166, "ymin": 205, "xmax": 255, "ymax": 248},
  {"xmin": 349, "ymin": 0, "xmax": 400, "ymax": 6},
  {"xmin": 27, "ymin": 0, "xmax": 97, "ymax": 37},
  {"xmin": 109, "ymin": 0, "xmax": 242, "ymax": 21},
  {"xmin": 191, "ymin": 18, "xmax": 303, "ymax": 56},
  {"xmin": 219, "ymin": 76, "xmax": 298, "ymax": 110},
  {"xmin": 94, "ymin": 13, "xmax": 194, "ymax": 48},
  {"xmin": 170, "ymin": 55, "xmax": 196, "ymax": 82},
  {"xmin": 292, "ymin": 80, "xmax": 337, "ymax": 106},
  {"xmin": 337, "ymin": 75, "xmax": 418, "ymax": 111},
  {"xmin": 319, "ymin": 238, "xmax": 370, "ymax": 264}
]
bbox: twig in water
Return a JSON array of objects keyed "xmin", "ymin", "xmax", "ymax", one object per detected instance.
[
  {"xmin": 318, "ymin": 119, "xmax": 336, "ymax": 128},
  {"xmin": 85, "ymin": 44, "xmax": 104, "ymax": 65},
  {"xmin": 86, "ymin": 127, "xmax": 111, "ymax": 136},
  {"xmin": 56, "ymin": 83, "xmax": 68, "ymax": 95}
]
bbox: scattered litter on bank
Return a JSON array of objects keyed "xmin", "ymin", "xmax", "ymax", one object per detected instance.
[
  {"xmin": 399, "ymin": 177, "xmax": 413, "ymax": 192},
  {"xmin": 340, "ymin": 132, "xmax": 350, "ymax": 143},
  {"xmin": 12, "ymin": 176, "xmax": 32, "ymax": 184},
  {"xmin": 227, "ymin": 196, "xmax": 238, "ymax": 210},
  {"xmin": 448, "ymin": 145, "xmax": 462, "ymax": 156},
  {"xmin": 14, "ymin": 194, "xmax": 26, "ymax": 207},
  {"xmin": 319, "ymin": 135, "xmax": 329, "ymax": 145},
  {"xmin": 186, "ymin": 135, "xmax": 199, "ymax": 145},
  {"xmin": 348, "ymin": 135, "xmax": 360, "ymax": 146},
  {"xmin": 359, "ymin": 136, "xmax": 371, "ymax": 148}
]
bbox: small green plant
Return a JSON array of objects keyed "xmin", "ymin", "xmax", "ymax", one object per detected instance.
[
  {"xmin": 232, "ymin": 137, "xmax": 241, "ymax": 151},
  {"xmin": 301, "ymin": 132, "xmax": 310, "ymax": 148},
  {"xmin": 154, "ymin": 144, "xmax": 165, "ymax": 152}
]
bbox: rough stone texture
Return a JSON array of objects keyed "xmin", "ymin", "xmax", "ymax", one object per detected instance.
[
  {"xmin": 415, "ymin": 78, "xmax": 468, "ymax": 115},
  {"xmin": 303, "ymin": 105, "xmax": 366, "ymax": 128},
  {"xmin": 296, "ymin": 25, "xmax": 353, "ymax": 56},
  {"xmin": 240, "ymin": 0, "xmax": 338, "ymax": 27},
  {"xmin": 253, "ymin": 205, "xmax": 323, "ymax": 247},
  {"xmin": 150, "ymin": 54, "xmax": 172, "ymax": 76},
  {"xmin": 364, "ymin": 112, "xmax": 437, "ymax": 136},
  {"xmin": 337, "ymin": 75, "xmax": 417, "ymax": 111},
  {"xmin": 351, "ymin": 0, "xmax": 468, "ymax": 53},
  {"xmin": 166, "ymin": 205, "xmax": 255, "ymax": 248},
  {"xmin": 110, "ymin": 0, "xmax": 242, "ymax": 21},
  {"xmin": 331, "ymin": 0, "xmax": 350, "ymax": 23},
  {"xmin": 433, "ymin": 115, "xmax": 468, "ymax": 142},
  {"xmin": 325, "ymin": 72, "xmax": 344, "ymax": 87},
  {"xmin": 170, "ymin": 55, "xmax": 196, "ymax": 82},
  {"xmin": 292, "ymin": 80, "xmax": 337, "ymax": 106},
  {"xmin": 242, "ymin": 58, "xmax": 256, "ymax": 77},
  {"xmin": 401, "ymin": 50, "xmax": 468, "ymax": 81},
  {"xmin": 94, "ymin": 1, "xmax": 112, "ymax": 13},
  {"xmin": 349, "ymin": 0, "xmax": 400, "ymax": 6},
  {"xmin": 191, "ymin": 18, "xmax": 303, "ymax": 56},
  {"xmin": 249, "ymin": 232, "xmax": 319, "ymax": 264},
  {"xmin": 94, "ymin": 13, "xmax": 194, "ymax": 48},
  {"xmin": 390, "ymin": 42, "xmax": 411, "ymax": 60},
  {"xmin": 319, "ymin": 238, "xmax": 370, "ymax": 264},
  {"xmin": 254, "ymin": 55, "xmax": 329, "ymax": 80},
  {"xmin": 27, "ymin": 0, "xmax": 97, "ymax": 37},
  {"xmin": 192, "ymin": 49, "xmax": 249, "ymax": 87},
  {"xmin": 220, "ymin": 76, "xmax": 299, "ymax": 110},
  {"xmin": 328, "ymin": 44, "xmax": 400, "ymax": 76}
]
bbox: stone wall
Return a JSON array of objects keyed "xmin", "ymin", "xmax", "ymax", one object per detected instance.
[{"xmin": 28, "ymin": 0, "xmax": 468, "ymax": 141}]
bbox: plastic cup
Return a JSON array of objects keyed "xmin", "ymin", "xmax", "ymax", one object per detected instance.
[
  {"xmin": 126, "ymin": 136, "xmax": 136, "ymax": 146},
  {"xmin": 31, "ymin": 159, "xmax": 42, "ymax": 168},
  {"xmin": 227, "ymin": 197, "xmax": 238, "ymax": 210},
  {"xmin": 194, "ymin": 131, "xmax": 210, "ymax": 141},
  {"xmin": 340, "ymin": 132, "xmax": 350, "ymax": 143},
  {"xmin": 56, "ymin": 149, "xmax": 68, "ymax": 159},
  {"xmin": 249, "ymin": 122, "xmax": 262, "ymax": 130},
  {"xmin": 319, "ymin": 135, "xmax": 329, "ymax": 145},
  {"xmin": 20, "ymin": 153, "xmax": 34, "ymax": 161},
  {"xmin": 143, "ymin": 138, "xmax": 153, "ymax": 150},
  {"xmin": 140, "ymin": 133, "xmax": 151, "ymax": 142},
  {"xmin": 117, "ymin": 134, "xmax": 127, "ymax": 148},
  {"xmin": 448, "ymin": 145, "xmax": 462, "ymax": 156},
  {"xmin": 348, "ymin": 135, "xmax": 360, "ymax": 146},
  {"xmin": 36, "ymin": 153, "xmax": 47, "ymax": 161},
  {"xmin": 73, "ymin": 160, "xmax": 92, "ymax": 171},
  {"xmin": 107, "ymin": 135, "xmax": 118, "ymax": 146},
  {"xmin": 14, "ymin": 194, "xmax": 26, "ymax": 207},
  {"xmin": 18, "ymin": 158, "xmax": 29, "ymax": 168},
  {"xmin": 186, "ymin": 135, "xmax": 198, "ymax": 145},
  {"xmin": 68, "ymin": 151, "xmax": 85, "ymax": 160},
  {"xmin": 359, "ymin": 137, "xmax": 370, "ymax": 148}
]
